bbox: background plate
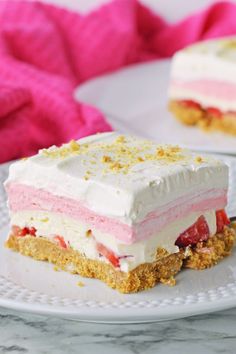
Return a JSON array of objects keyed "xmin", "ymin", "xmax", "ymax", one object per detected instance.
[
  {"xmin": 75, "ymin": 60, "xmax": 236, "ymax": 155},
  {"xmin": 1, "ymin": 157, "xmax": 236, "ymax": 323}
]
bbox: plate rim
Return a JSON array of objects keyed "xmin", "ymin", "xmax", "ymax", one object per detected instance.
[{"xmin": 1, "ymin": 284, "xmax": 236, "ymax": 323}]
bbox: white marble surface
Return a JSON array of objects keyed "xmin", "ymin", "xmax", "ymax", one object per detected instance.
[{"xmin": 0, "ymin": 306, "xmax": 236, "ymax": 354}]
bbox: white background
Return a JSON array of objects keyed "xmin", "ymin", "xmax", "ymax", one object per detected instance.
[{"xmin": 32, "ymin": 0, "xmax": 232, "ymax": 21}]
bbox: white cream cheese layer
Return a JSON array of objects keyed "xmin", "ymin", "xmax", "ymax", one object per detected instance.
[
  {"xmin": 11, "ymin": 210, "xmax": 217, "ymax": 272},
  {"xmin": 6, "ymin": 133, "xmax": 228, "ymax": 225}
]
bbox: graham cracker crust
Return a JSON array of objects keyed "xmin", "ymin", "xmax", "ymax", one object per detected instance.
[
  {"xmin": 5, "ymin": 226, "xmax": 235, "ymax": 293},
  {"xmin": 5, "ymin": 235, "xmax": 184, "ymax": 293},
  {"xmin": 184, "ymin": 226, "xmax": 235, "ymax": 269},
  {"xmin": 169, "ymin": 100, "xmax": 236, "ymax": 135}
]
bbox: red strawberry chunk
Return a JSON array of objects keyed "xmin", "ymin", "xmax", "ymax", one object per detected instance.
[
  {"xmin": 54, "ymin": 235, "xmax": 67, "ymax": 249},
  {"xmin": 15, "ymin": 226, "xmax": 29, "ymax": 237},
  {"xmin": 20, "ymin": 227, "xmax": 29, "ymax": 236},
  {"xmin": 96, "ymin": 242, "xmax": 120, "ymax": 268},
  {"xmin": 180, "ymin": 100, "xmax": 201, "ymax": 110},
  {"xmin": 206, "ymin": 107, "xmax": 222, "ymax": 118},
  {"xmin": 12, "ymin": 225, "xmax": 22, "ymax": 236},
  {"xmin": 216, "ymin": 210, "xmax": 230, "ymax": 233},
  {"xmin": 12, "ymin": 225, "xmax": 37, "ymax": 237},
  {"xmin": 29, "ymin": 227, "xmax": 36, "ymax": 237},
  {"xmin": 175, "ymin": 215, "xmax": 210, "ymax": 248}
]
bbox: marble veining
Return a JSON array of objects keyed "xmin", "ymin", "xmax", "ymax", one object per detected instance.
[{"xmin": 0, "ymin": 307, "xmax": 236, "ymax": 354}]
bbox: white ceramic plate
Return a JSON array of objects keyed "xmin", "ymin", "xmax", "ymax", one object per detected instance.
[
  {"xmin": 1, "ymin": 157, "xmax": 236, "ymax": 323},
  {"xmin": 75, "ymin": 60, "xmax": 236, "ymax": 155}
]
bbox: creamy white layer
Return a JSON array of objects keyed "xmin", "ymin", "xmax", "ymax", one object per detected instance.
[
  {"xmin": 11, "ymin": 210, "xmax": 217, "ymax": 272},
  {"xmin": 5, "ymin": 133, "xmax": 228, "ymax": 225}
]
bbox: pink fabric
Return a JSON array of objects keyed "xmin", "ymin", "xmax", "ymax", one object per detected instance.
[{"xmin": 1, "ymin": 0, "xmax": 236, "ymax": 162}]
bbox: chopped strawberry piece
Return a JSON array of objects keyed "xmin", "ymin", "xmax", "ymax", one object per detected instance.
[
  {"xmin": 54, "ymin": 235, "xmax": 67, "ymax": 249},
  {"xmin": 216, "ymin": 210, "xmax": 230, "ymax": 233},
  {"xmin": 12, "ymin": 226, "xmax": 28, "ymax": 237},
  {"xmin": 12, "ymin": 225, "xmax": 37, "ymax": 237},
  {"xmin": 18, "ymin": 227, "xmax": 29, "ymax": 237},
  {"xmin": 180, "ymin": 100, "xmax": 201, "ymax": 110},
  {"xmin": 206, "ymin": 107, "xmax": 222, "ymax": 118},
  {"xmin": 12, "ymin": 225, "xmax": 21, "ymax": 236},
  {"xmin": 29, "ymin": 227, "xmax": 36, "ymax": 237},
  {"xmin": 175, "ymin": 215, "xmax": 210, "ymax": 248},
  {"xmin": 96, "ymin": 242, "xmax": 120, "ymax": 268}
]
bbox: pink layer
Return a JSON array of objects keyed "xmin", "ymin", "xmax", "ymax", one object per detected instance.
[
  {"xmin": 171, "ymin": 79, "xmax": 236, "ymax": 103},
  {"xmin": 6, "ymin": 183, "xmax": 227, "ymax": 245}
]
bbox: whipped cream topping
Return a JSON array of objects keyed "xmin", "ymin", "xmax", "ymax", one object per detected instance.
[
  {"xmin": 170, "ymin": 36, "xmax": 236, "ymax": 82},
  {"xmin": 6, "ymin": 133, "xmax": 228, "ymax": 225}
]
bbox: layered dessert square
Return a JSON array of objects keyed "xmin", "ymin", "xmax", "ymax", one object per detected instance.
[
  {"xmin": 5, "ymin": 133, "xmax": 235, "ymax": 293},
  {"xmin": 168, "ymin": 37, "xmax": 236, "ymax": 135}
]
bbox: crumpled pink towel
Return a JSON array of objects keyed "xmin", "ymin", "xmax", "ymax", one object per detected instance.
[{"xmin": 1, "ymin": 0, "xmax": 236, "ymax": 163}]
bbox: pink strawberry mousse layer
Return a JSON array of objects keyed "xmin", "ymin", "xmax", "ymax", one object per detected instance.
[
  {"xmin": 7, "ymin": 183, "xmax": 227, "ymax": 245},
  {"xmin": 170, "ymin": 79, "xmax": 236, "ymax": 104}
]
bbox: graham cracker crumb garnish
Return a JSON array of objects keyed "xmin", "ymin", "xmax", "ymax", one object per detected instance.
[
  {"xmin": 86, "ymin": 230, "xmax": 92, "ymax": 238},
  {"xmin": 84, "ymin": 170, "xmax": 91, "ymax": 180},
  {"xmin": 156, "ymin": 148, "xmax": 165, "ymax": 157},
  {"xmin": 102, "ymin": 155, "xmax": 112, "ymax": 163},
  {"xmin": 40, "ymin": 217, "xmax": 49, "ymax": 223},
  {"xmin": 109, "ymin": 161, "xmax": 124, "ymax": 171},
  {"xmin": 77, "ymin": 281, "xmax": 85, "ymax": 287},
  {"xmin": 115, "ymin": 135, "xmax": 126, "ymax": 144},
  {"xmin": 41, "ymin": 134, "xmax": 186, "ymax": 175},
  {"xmin": 169, "ymin": 146, "xmax": 182, "ymax": 153},
  {"xmin": 155, "ymin": 146, "xmax": 184, "ymax": 163},
  {"xmin": 222, "ymin": 39, "xmax": 236, "ymax": 50},
  {"xmin": 195, "ymin": 156, "xmax": 203, "ymax": 163},
  {"xmin": 98, "ymin": 136, "xmax": 185, "ymax": 175},
  {"xmin": 70, "ymin": 140, "xmax": 80, "ymax": 151},
  {"xmin": 41, "ymin": 140, "xmax": 83, "ymax": 159}
]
